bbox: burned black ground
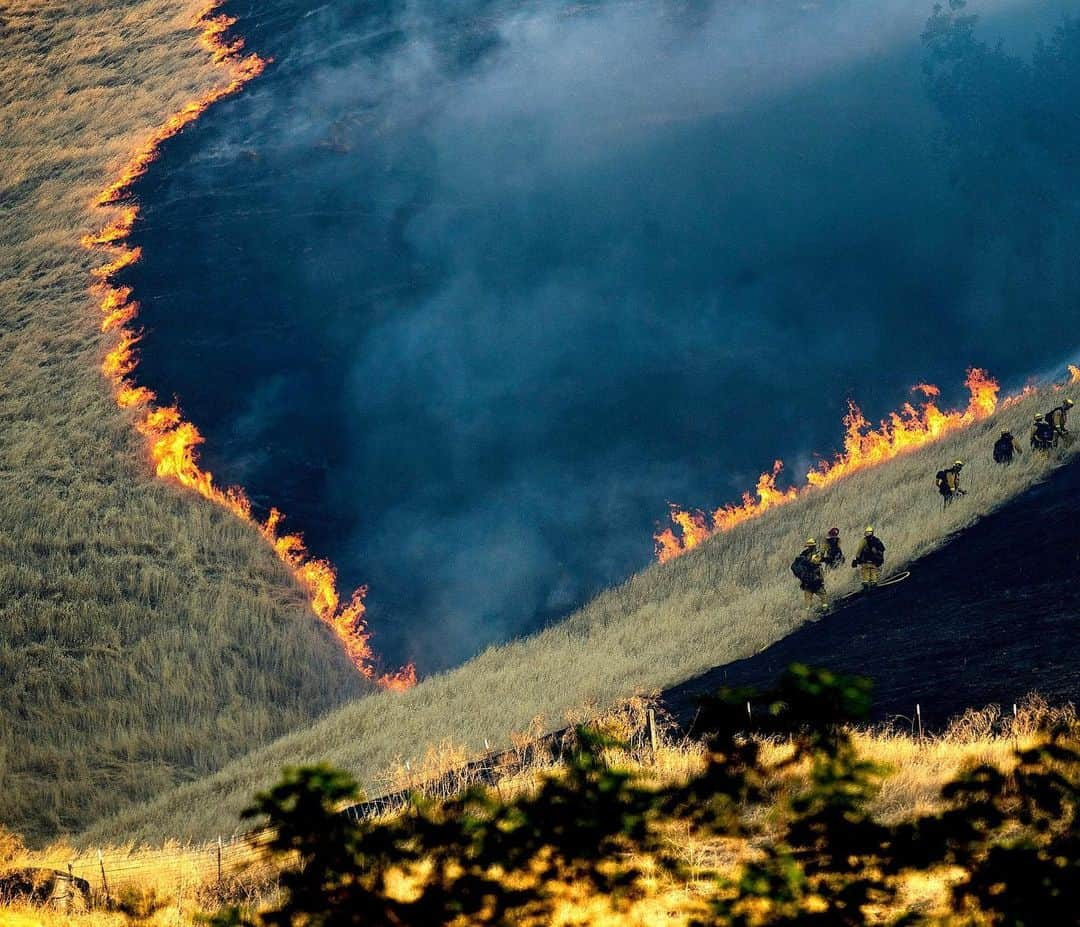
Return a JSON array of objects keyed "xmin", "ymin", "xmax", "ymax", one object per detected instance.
[{"xmin": 664, "ymin": 459, "xmax": 1080, "ymax": 730}]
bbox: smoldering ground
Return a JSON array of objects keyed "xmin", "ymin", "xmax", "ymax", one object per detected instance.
[{"xmin": 126, "ymin": 0, "xmax": 1080, "ymax": 672}]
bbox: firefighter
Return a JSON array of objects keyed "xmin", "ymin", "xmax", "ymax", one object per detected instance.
[
  {"xmin": 1047, "ymin": 398, "xmax": 1075, "ymax": 447},
  {"xmin": 821, "ymin": 527, "xmax": 844, "ymax": 569},
  {"xmin": 935, "ymin": 460, "xmax": 966, "ymax": 507},
  {"xmin": 1031, "ymin": 413, "xmax": 1055, "ymax": 454},
  {"xmin": 791, "ymin": 538, "xmax": 827, "ymax": 611},
  {"xmin": 992, "ymin": 429, "xmax": 1022, "ymax": 465},
  {"xmin": 851, "ymin": 526, "xmax": 886, "ymax": 590}
]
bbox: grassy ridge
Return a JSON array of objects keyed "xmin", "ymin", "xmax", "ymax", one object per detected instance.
[
  {"xmin": 82, "ymin": 384, "xmax": 1076, "ymax": 845},
  {"xmin": 0, "ymin": 1, "xmax": 371, "ymax": 843}
]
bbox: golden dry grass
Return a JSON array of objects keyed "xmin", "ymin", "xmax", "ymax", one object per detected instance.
[
  {"xmin": 0, "ymin": 0, "xmax": 371, "ymax": 843},
  {"xmin": 2, "ymin": 0, "xmax": 1076, "ymax": 860},
  {"xmin": 82, "ymin": 379, "xmax": 1077, "ymax": 844},
  {"xmin": 8, "ymin": 698, "xmax": 1072, "ymax": 926}
]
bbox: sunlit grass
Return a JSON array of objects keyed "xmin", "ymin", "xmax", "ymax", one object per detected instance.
[
  {"xmin": 7, "ymin": 697, "xmax": 1072, "ymax": 925},
  {"xmin": 2, "ymin": 0, "xmax": 1076, "ymax": 860},
  {"xmin": 84, "ymin": 375, "xmax": 1078, "ymax": 844},
  {"xmin": 0, "ymin": 0, "xmax": 371, "ymax": 844}
]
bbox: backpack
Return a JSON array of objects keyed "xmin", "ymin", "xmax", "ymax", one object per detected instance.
[
  {"xmin": 935, "ymin": 469, "xmax": 949, "ymax": 491},
  {"xmin": 993, "ymin": 435, "xmax": 1012, "ymax": 462},
  {"xmin": 790, "ymin": 555, "xmax": 810, "ymax": 582},
  {"xmin": 859, "ymin": 533, "xmax": 885, "ymax": 561}
]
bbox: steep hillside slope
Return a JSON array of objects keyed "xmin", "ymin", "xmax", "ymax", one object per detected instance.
[
  {"xmin": 665, "ymin": 456, "xmax": 1080, "ymax": 728},
  {"xmin": 0, "ymin": 1, "xmax": 370, "ymax": 843},
  {"xmin": 83, "ymin": 385, "xmax": 1075, "ymax": 844}
]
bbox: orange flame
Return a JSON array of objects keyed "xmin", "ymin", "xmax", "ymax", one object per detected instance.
[
  {"xmin": 90, "ymin": 246, "xmax": 142, "ymax": 279},
  {"xmin": 97, "ymin": 284, "xmax": 139, "ymax": 331},
  {"xmin": 1002, "ymin": 384, "xmax": 1038, "ymax": 408},
  {"xmin": 82, "ymin": 3, "xmax": 412, "ymax": 690},
  {"xmin": 805, "ymin": 367, "xmax": 998, "ymax": 490},
  {"xmin": 656, "ymin": 368, "xmax": 1004, "ymax": 561},
  {"xmin": 81, "ymin": 206, "xmax": 139, "ymax": 247},
  {"xmin": 654, "ymin": 507, "xmax": 710, "ymax": 562},
  {"xmin": 714, "ymin": 460, "xmax": 800, "ymax": 532},
  {"xmin": 1069, "ymin": 364, "xmax": 1080, "ymax": 386}
]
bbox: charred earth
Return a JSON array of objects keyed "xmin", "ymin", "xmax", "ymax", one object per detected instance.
[{"xmin": 664, "ymin": 459, "xmax": 1080, "ymax": 729}]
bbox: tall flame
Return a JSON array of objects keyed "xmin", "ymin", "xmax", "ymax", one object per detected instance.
[
  {"xmin": 804, "ymin": 368, "xmax": 998, "ymax": 491},
  {"xmin": 1069, "ymin": 364, "xmax": 1080, "ymax": 386},
  {"xmin": 654, "ymin": 460, "xmax": 801, "ymax": 562},
  {"xmin": 656, "ymin": 368, "xmax": 1004, "ymax": 562},
  {"xmin": 83, "ymin": 3, "xmax": 414, "ymax": 691}
]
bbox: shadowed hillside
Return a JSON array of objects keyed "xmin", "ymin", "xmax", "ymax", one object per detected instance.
[{"xmin": 0, "ymin": 1, "xmax": 371, "ymax": 844}]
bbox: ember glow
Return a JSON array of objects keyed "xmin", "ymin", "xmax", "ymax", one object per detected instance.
[
  {"xmin": 656, "ymin": 368, "xmax": 1006, "ymax": 562},
  {"xmin": 82, "ymin": 2, "xmax": 414, "ymax": 691}
]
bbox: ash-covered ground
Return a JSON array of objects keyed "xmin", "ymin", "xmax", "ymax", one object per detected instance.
[
  {"xmin": 123, "ymin": 0, "xmax": 1080, "ymax": 672},
  {"xmin": 664, "ymin": 457, "xmax": 1080, "ymax": 728}
]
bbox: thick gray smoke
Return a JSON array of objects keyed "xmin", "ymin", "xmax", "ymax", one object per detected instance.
[{"xmin": 133, "ymin": 0, "xmax": 1080, "ymax": 671}]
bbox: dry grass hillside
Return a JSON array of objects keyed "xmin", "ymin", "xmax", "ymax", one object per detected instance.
[
  {"xmin": 3, "ymin": 0, "xmax": 1076, "ymax": 858},
  {"xmin": 84, "ymin": 382, "xmax": 1077, "ymax": 845},
  {"xmin": 0, "ymin": 1, "xmax": 371, "ymax": 843}
]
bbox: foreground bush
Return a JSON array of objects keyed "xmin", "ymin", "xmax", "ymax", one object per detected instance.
[{"xmin": 208, "ymin": 664, "xmax": 1077, "ymax": 926}]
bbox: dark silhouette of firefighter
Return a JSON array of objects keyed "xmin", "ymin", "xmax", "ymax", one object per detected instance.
[
  {"xmin": 791, "ymin": 538, "xmax": 827, "ymax": 611},
  {"xmin": 935, "ymin": 460, "xmax": 966, "ymax": 506},
  {"xmin": 1031, "ymin": 413, "xmax": 1055, "ymax": 454},
  {"xmin": 820, "ymin": 527, "xmax": 844, "ymax": 569},
  {"xmin": 993, "ymin": 429, "xmax": 1022, "ymax": 465},
  {"xmin": 1047, "ymin": 398, "xmax": 1074, "ymax": 448},
  {"xmin": 851, "ymin": 526, "xmax": 886, "ymax": 589}
]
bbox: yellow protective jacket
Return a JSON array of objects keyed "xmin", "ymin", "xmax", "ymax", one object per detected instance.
[
  {"xmin": 853, "ymin": 535, "xmax": 885, "ymax": 567},
  {"xmin": 1048, "ymin": 405, "xmax": 1070, "ymax": 435}
]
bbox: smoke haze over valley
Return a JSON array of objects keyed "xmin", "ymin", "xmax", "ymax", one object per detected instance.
[{"xmin": 123, "ymin": 0, "xmax": 1080, "ymax": 672}]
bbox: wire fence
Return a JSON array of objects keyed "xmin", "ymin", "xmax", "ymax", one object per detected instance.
[
  {"xmin": 13, "ymin": 718, "xmax": 623, "ymax": 901},
  {"xmin": 9, "ymin": 692, "xmax": 1072, "ymax": 910}
]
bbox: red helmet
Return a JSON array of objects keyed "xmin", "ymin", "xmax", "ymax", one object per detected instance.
[{"xmin": 827, "ymin": 527, "xmax": 840, "ymax": 538}]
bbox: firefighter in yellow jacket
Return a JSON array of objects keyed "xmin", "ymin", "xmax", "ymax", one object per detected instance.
[
  {"xmin": 1047, "ymin": 398, "xmax": 1074, "ymax": 448},
  {"xmin": 935, "ymin": 460, "xmax": 966, "ymax": 506},
  {"xmin": 1031, "ymin": 413, "xmax": 1055, "ymax": 454},
  {"xmin": 791, "ymin": 538, "xmax": 827, "ymax": 611},
  {"xmin": 851, "ymin": 526, "xmax": 886, "ymax": 590}
]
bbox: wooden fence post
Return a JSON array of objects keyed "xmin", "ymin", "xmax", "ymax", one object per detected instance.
[
  {"xmin": 916, "ymin": 704, "xmax": 924, "ymax": 741},
  {"xmin": 646, "ymin": 708, "xmax": 658, "ymax": 757},
  {"xmin": 97, "ymin": 849, "xmax": 110, "ymax": 904},
  {"xmin": 217, "ymin": 836, "xmax": 223, "ymax": 887}
]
